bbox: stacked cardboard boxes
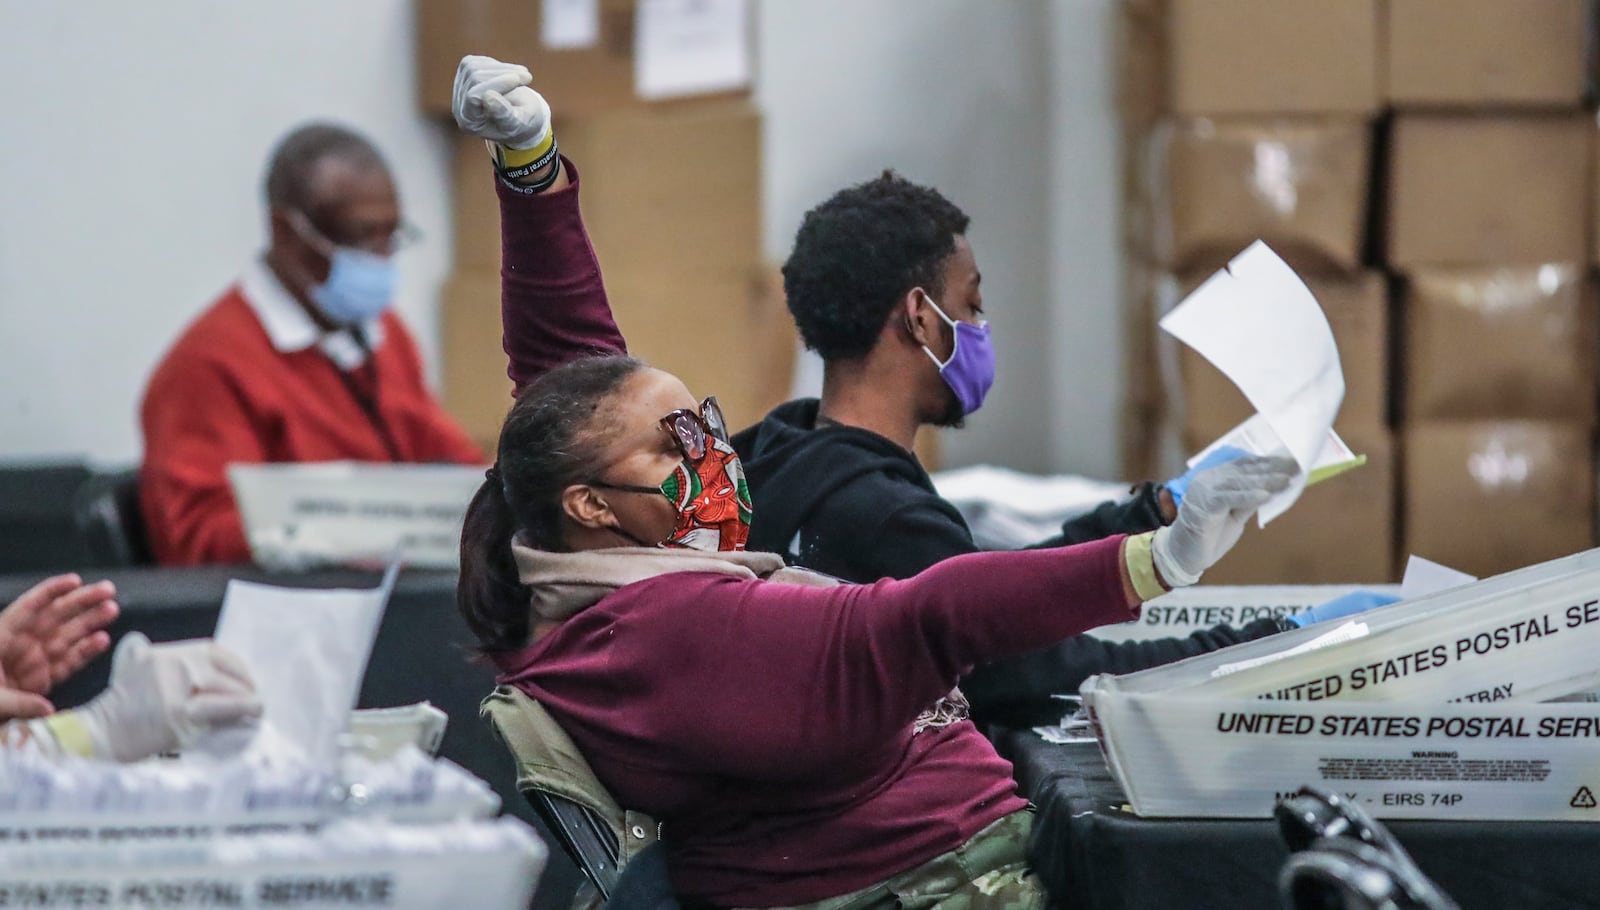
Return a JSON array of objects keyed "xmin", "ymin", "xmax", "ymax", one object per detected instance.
[
  {"xmin": 1384, "ymin": 0, "xmax": 1597, "ymax": 577},
  {"xmin": 1120, "ymin": 0, "xmax": 1599, "ymax": 582},
  {"xmin": 1118, "ymin": 0, "xmax": 1392, "ymax": 583},
  {"xmin": 418, "ymin": 0, "xmax": 795, "ymax": 452}
]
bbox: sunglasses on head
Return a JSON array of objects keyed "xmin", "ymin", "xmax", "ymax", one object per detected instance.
[{"xmin": 659, "ymin": 397, "xmax": 729, "ymax": 464}]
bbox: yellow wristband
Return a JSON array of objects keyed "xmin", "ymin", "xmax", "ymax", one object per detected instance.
[
  {"xmin": 494, "ymin": 128, "xmax": 556, "ymax": 169},
  {"xmin": 42, "ymin": 712, "xmax": 98, "ymax": 758},
  {"xmin": 1124, "ymin": 531, "xmax": 1168, "ymax": 603}
]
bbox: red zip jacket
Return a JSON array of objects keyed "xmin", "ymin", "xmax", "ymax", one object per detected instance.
[{"xmin": 140, "ymin": 289, "xmax": 483, "ymax": 565}]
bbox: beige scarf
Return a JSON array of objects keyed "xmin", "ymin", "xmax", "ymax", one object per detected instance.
[{"xmin": 511, "ymin": 541, "xmax": 969, "ymax": 731}]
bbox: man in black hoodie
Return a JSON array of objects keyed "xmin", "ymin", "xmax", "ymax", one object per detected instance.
[{"xmin": 731, "ymin": 172, "xmax": 1298, "ymax": 727}]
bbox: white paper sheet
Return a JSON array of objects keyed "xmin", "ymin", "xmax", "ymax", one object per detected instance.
[
  {"xmin": 634, "ymin": 0, "xmax": 751, "ymax": 99},
  {"xmin": 1399, "ymin": 555, "xmax": 1478, "ymax": 601},
  {"xmin": 1187, "ymin": 413, "xmax": 1357, "ymax": 525},
  {"xmin": 542, "ymin": 0, "xmax": 600, "ymax": 48},
  {"xmin": 1161, "ymin": 242, "xmax": 1345, "ymax": 521},
  {"xmin": 1207, "ymin": 620, "xmax": 1369, "ymax": 678},
  {"xmin": 213, "ymin": 562, "xmax": 399, "ymax": 764}
]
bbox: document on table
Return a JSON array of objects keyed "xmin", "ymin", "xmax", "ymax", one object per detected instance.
[
  {"xmin": 212, "ymin": 560, "xmax": 399, "ymax": 764},
  {"xmin": 1161, "ymin": 241, "xmax": 1346, "ymax": 523}
]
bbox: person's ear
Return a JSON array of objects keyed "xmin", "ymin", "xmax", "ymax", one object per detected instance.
[
  {"xmin": 560, "ymin": 483, "xmax": 615, "ymax": 531},
  {"xmin": 899, "ymin": 288, "xmax": 938, "ymax": 348}
]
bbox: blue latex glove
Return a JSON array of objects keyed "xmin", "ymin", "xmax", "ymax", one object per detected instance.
[
  {"xmin": 1287, "ymin": 590, "xmax": 1401, "ymax": 628},
  {"xmin": 1166, "ymin": 445, "xmax": 1252, "ymax": 510}
]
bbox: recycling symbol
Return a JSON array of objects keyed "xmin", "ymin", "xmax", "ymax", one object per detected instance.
[{"xmin": 1571, "ymin": 786, "xmax": 1596, "ymax": 809}]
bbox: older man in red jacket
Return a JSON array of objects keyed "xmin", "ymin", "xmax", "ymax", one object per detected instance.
[{"xmin": 140, "ymin": 124, "xmax": 482, "ymax": 566}]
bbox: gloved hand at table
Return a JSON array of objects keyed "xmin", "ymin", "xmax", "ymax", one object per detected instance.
[{"xmin": 1287, "ymin": 591, "xmax": 1401, "ymax": 628}]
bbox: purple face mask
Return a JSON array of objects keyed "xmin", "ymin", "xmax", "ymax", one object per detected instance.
[{"xmin": 920, "ymin": 292, "xmax": 996, "ymax": 415}]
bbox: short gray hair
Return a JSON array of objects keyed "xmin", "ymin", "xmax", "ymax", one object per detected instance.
[{"xmin": 262, "ymin": 122, "xmax": 388, "ymax": 212}]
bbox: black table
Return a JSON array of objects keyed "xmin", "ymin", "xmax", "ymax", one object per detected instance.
[
  {"xmin": 0, "ymin": 566, "xmax": 581, "ymax": 910},
  {"xmin": 992, "ymin": 729, "xmax": 1600, "ymax": 910}
]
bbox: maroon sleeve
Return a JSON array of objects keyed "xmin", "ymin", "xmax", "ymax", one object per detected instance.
[
  {"xmin": 603, "ymin": 536, "xmax": 1135, "ymax": 775},
  {"xmin": 497, "ymin": 159, "xmax": 628, "ymax": 393}
]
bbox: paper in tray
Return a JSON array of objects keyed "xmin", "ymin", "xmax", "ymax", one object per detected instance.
[
  {"xmin": 1083, "ymin": 547, "xmax": 1600, "ymax": 820},
  {"xmin": 1084, "ymin": 686, "xmax": 1600, "ymax": 821},
  {"xmin": 1089, "ymin": 547, "xmax": 1600, "ymax": 704},
  {"xmin": 0, "ymin": 817, "xmax": 546, "ymax": 910}
]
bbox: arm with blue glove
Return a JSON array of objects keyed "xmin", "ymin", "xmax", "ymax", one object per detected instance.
[
  {"xmin": 1287, "ymin": 591, "xmax": 1401, "ymax": 628},
  {"xmin": 1165, "ymin": 445, "xmax": 1252, "ymax": 512},
  {"xmin": 1035, "ymin": 447, "xmax": 1253, "ymax": 549}
]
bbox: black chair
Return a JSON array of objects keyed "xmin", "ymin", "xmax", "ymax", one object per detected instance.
[
  {"xmin": 0, "ymin": 460, "xmax": 92, "ymax": 573},
  {"xmin": 72, "ymin": 469, "xmax": 152, "ymax": 567},
  {"xmin": 1277, "ymin": 787, "xmax": 1460, "ymax": 910}
]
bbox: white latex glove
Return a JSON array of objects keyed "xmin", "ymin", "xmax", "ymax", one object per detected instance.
[
  {"xmin": 452, "ymin": 54, "xmax": 552, "ymax": 151},
  {"xmin": 1151, "ymin": 455, "xmax": 1297, "ymax": 588},
  {"xmin": 71, "ymin": 633, "xmax": 261, "ymax": 762}
]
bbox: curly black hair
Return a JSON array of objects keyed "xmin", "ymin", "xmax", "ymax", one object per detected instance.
[{"xmin": 782, "ymin": 171, "xmax": 971, "ymax": 362}]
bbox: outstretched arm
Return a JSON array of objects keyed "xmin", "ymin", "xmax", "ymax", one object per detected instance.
[{"xmin": 452, "ymin": 54, "xmax": 627, "ymax": 393}]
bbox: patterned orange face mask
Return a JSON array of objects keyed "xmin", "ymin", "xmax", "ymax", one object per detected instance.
[
  {"xmin": 591, "ymin": 397, "xmax": 753, "ymax": 552},
  {"xmin": 658, "ymin": 435, "xmax": 753, "ymax": 552}
]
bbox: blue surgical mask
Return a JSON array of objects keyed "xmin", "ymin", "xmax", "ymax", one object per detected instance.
[
  {"xmin": 311, "ymin": 246, "xmax": 397, "ymax": 325},
  {"xmin": 288, "ymin": 210, "xmax": 398, "ymax": 325}
]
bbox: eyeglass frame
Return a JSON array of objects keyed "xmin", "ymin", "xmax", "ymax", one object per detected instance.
[
  {"xmin": 286, "ymin": 208, "xmax": 423, "ymax": 257},
  {"xmin": 586, "ymin": 397, "xmax": 730, "ymax": 497}
]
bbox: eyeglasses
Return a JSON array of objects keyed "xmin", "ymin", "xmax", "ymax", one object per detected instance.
[
  {"xmin": 659, "ymin": 397, "xmax": 729, "ymax": 464},
  {"xmin": 288, "ymin": 209, "xmax": 422, "ymax": 256}
]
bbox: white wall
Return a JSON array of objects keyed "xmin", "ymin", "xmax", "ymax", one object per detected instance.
[
  {"xmin": 0, "ymin": 0, "xmax": 1125, "ymax": 479},
  {"xmin": 0, "ymin": 0, "xmax": 454, "ymax": 465},
  {"xmin": 1046, "ymin": 0, "xmax": 1123, "ymax": 477}
]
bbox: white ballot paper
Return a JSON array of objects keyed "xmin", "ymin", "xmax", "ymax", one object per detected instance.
[
  {"xmin": 213, "ymin": 563, "xmax": 398, "ymax": 765},
  {"xmin": 634, "ymin": 0, "xmax": 751, "ymax": 99},
  {"xmin": 1400, "ymin": 555, "xmax": 1478, "ymax": 601},
  {"xmin": 229, "ymin": 462, "xmax": 485, "ymax": 571},
  {"xmin": 1161, "ymin": 242, "xmax": 1345, "ymax": 523}
]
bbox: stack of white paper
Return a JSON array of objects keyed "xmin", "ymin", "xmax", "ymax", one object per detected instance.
[
  {"xmin": 0, "ymin": 816, "xmax": 545, "ymax": 909},
  {"xmin": 0, "ymin": 570, "xmax": 545, "ymax": 907},
  {"xmin": 931, "ymin": 466, "xmax": 1132, "ymax": 550},
  {"xmin": 228, "ymin": 462, "xmax": 486, "ymax": 571},
  {"xmin": 1084, "ymin": 548, "xmax": 1600, "ymax": 820}
]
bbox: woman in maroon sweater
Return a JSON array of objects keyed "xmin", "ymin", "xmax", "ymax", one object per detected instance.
[{"xmin": 451, "ymin": 56, "xmax": 1295, "ymax": 908}]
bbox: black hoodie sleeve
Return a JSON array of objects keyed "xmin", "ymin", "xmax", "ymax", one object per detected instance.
[
  {"xmin": 1028, "ymin": 482, "xmax": 1169, "ymax": 549},
  {"xmin": 960, "ymin": 617, "xmax": 1293, "ymax": 728}
]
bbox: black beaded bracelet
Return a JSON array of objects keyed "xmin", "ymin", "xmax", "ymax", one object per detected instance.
[{"xmin": 497, "ymin": 146, "xmax": 563, "ymax": 195}]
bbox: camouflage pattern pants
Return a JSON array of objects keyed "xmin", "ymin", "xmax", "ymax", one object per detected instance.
[{"xmin": 756, "ymin": 810, "xmax": 1045, "ymax": 910}]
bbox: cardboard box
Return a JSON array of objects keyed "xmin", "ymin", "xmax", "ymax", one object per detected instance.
[
  {"xmin": 440, "ymin": 264, "xmax": 797, "ymax": 450},
  {"xmin": 416, "ymin": 0, "xmax": 751, "ymax": 116},
  {"xmin": 453, "ymin": 101, "xmax": 763, "ymax": 278},
  {"xmin": 1118, "ymin": 0, "xmax": 1380, "ymax": 121},
  {"xmin": 1144, "ymin": 118, "xmax": 1372, "ymax": 274},
  {"xmin": 1195, "ymin": 425, "xmax": 1396, "ymax": 585},
  {"xmin": 1387, "ymin": 114, "xmax": 1593, "ymax": 267},
  {"xmin": 1385, "ymin": 0, "xmax": 1589, "ymax": 108},
  {"xmin": 440, "ymin": 272, "xmax": 515, "ymax": 452},
  {"xmin": 1404, "ymin": 421, "xmax": 1595, "ymax": 578},
  {"xmin": 1120, "ymin": 263, "xmax": 1169, "ymax": 482},
  {"xmin": 1403, "ymin": 265, "xmax": 1597, "ymax": 423},
  {"xmin": 1179, "ymin": 271, "xmax": 1389, "ymax": 441}
]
